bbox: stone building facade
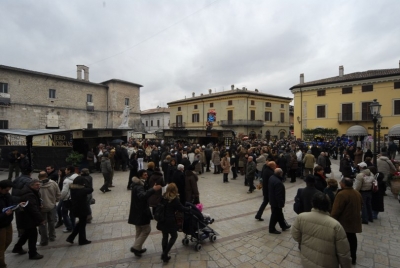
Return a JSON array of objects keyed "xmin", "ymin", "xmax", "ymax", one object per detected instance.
[
  {"xmin": 0, "ymin": 64, "xmax": 144, "ymax": 131},
  {"xmin": 141, "ymin": 107, "xmax": 170, "ymax": 132}
]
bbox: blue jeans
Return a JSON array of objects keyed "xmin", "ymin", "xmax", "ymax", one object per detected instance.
[
  {"xmin": 62, "ymin": 201, "xmax": 75, "ymax": 230},
  {"xmin": 361, "ymin": 191, "xmax": 373, "ymax": 222}
]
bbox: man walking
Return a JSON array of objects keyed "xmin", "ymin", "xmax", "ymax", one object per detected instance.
[
  {"xmin": 268, "ymin": 168, "xmax": 291, "ymax": 234},
  {"xmin": 255, "ymin": 161, "xmax": 275, "ymax": 221},
  {"xmin": 292, "ymin": 192, "xmax": 352, "ymax": 267},
  {"xmin": 60, "ymin": 166, "xmax": 78, "ymax": 233},
  {"xmin": 128, "ymin": 169, "xmax": 161, "ymax": 257},
  {"xmin": 12, "ymin": 179, "xmax": 45, "ymax": 260},
  {"xmin": 303, "ymin": 150, "xmax": 315, "ymax": 177},
  {"xmin": 331, "ymin": 177, "xmax": 363, "ymax": 265},
  {"xmin": 100, "ymin": 152, "xmax": 112, "ymax": 193},
  {"xmin": 246, "ymin": 156, "xmax": 256, "ymax": 193},
  {"xmin": 7, "ymin": 150, "xmax": 21, "ymax": 181},
  {"xmin": 38, "ymin": 171, "xmax": 60, "ymax": 246}
]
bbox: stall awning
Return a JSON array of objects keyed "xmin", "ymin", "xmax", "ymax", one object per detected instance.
[
  {"xmin": 388, "ymin": 124, "xmax": 400, "ymax": 137},
  {"xmin": 346, "ymin": 125, "xmax": 368, "ymax": 136}
]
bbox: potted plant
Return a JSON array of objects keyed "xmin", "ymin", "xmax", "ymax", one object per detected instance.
[
  {"xmin": 388, "ymin": 171, "xmax": 400, "ymax": 197},
  {"xmin": 66, "ymin": 151, "xmax": 84, "ymax": 173}
]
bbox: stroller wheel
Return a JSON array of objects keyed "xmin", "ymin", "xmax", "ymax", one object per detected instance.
[
  {"xmin": 195, "ymin": 243, "xmax": 202, "ymax": 251},
  {"xmin": 209, "ymin": 234, "xmax": 217, "ymax": 242},
  {"xmin": 182, "ymin": 238, "xmax": 190, "ymax": 246}
]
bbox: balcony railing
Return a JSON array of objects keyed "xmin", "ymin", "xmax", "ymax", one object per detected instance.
[
  {"xmin": 219, "ymin": 120, "xmax": 264, "ymax": 127},
  {"xmin": 338, "ymin": 113, "xmax": 373, "ymax": 123},
  {"xmin": 171, "ymin": 122, "xmax": 186, "ymax": 128}
]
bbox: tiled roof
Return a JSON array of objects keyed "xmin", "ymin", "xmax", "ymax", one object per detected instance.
[
  {"xmin": 290, "ymin": 68, "xmax": 400, "ymax": 90},
  {"xmin": 141, "ymin": 107, "xmax": 170, "ymax": 114},
  {"xmin": 101, "ymin": 79, "xmax": 143, "ymax": 88},
  {"xmin": 167, "ymin": 89, "xmax": 292, "ymax": 105}
]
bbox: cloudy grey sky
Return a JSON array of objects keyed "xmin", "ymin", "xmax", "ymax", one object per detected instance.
[{"xmin": 1, "ymin": 0, "xmax": 400, "ymax": 110}]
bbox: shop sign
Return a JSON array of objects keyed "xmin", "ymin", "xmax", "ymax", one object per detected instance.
[
  {"xmin": 98, "ymin": 130, "xmax": 112, "ymax": 137},
  {"xmin": 33, "ymin": 135, "xmax": 50, "ymax": 146},
  {"xmin": 49, "ymin": 133, "xmax": 72, "ymax": 147},
  {"xmin": 5, "ymin": 134, "xmax": 26, "ymax": 146}
]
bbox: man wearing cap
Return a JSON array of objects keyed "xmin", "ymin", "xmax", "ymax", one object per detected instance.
[
  {"xmin": 354, "ymin": 162, "xmax": 375, "ymax": 224},
  {"xmin": 303, "ymin": 150, "xmax": 315, "ymax": 177}
]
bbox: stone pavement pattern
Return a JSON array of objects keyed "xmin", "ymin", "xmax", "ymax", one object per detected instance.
[{"xmin": 3, "ymin": 158, "xmax": 400, "ymax": 268}]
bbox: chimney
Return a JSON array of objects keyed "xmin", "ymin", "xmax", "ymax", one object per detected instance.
[
  {"xmin": 231, "ymin": 84, "xmax": 234, "ymax": 90},
  {"xmin": 255, "ymin": 89, "xmax": 259, "ymax": 92},
  {"xmin": 300, "ymin": 73, "xmax": 304, "ymax": 84},
  {"xmin": 192, "ymin": 92, "xmax": 195, "ymax": 97},
  {"xmin": 77, "ymin": 65, "xmax": 89, "ymax": 81},
  {"xmin": 209, "ymin": 89, "xmax": 212, "ymax": 94},
  {"xmin": 339, "ymin": 65, "xmax": 344, "ymax": 77}
]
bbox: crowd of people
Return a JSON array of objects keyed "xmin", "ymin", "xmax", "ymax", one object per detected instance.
[{"xmin": 1, "ymin": 136, "xmax": 399, "ymax": 267}]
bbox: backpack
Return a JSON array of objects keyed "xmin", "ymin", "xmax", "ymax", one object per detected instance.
[
  {"xmin": 154, "ymin": 198, "xmax": 167, "ymax": 223},
  {"xmin": 293, "ymin": 188, "xmax": 304, "ymax": 214}
]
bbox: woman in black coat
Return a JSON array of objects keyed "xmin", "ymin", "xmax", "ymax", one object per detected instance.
[
  {"xmin": 156, "ymin": 183, "xmax": 189, "ymax": 263},
  {"xmin": 370, "ymin": 169, "xmax": 385, "ymax": 219},
  {"xmin": 66, "ymin": 176, "xmax": 93, "ymax": 245}
]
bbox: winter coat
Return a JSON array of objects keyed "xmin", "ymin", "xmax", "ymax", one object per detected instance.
[
  {"xmin": 301, "ymin": 186, "xmax": 321, "ymax": 212},
  {"xmin": 221, "ymin": 157, "xmax": 230, "ymax": 174},
  {"xmin": 331, "ymin": 188, "xmax": 362, "ymax": 233},
  {"xmin": 167, "ymin": 165, "xmax": 177, "ymax": 184},
  {"xmin": 317, "ymin": 155, "xmax": 326, "ymax": 168},
  {"xmin": 303, "ymin": 153, "xmax": 315, "ymax": 169},
  {"xmin": 276, "ymin": 156, "xmax": 287, "ymax": 171},
  {"xmin": 101, "ymin": 157, "xmax": 112, "ymax": 174},
  {"xmin": 314, "ymin": 173, "xmax": 327, "ymax": 192},
  {"xmin": 289, "ymin": 155, "xmax": 299, "ymax": 170},
  {"xmin": 376, "ymin": 156, "xmax": 396, "ymax": 181},
  {"xmin": 147, "ymin": 171, "xmax": 165, "ymax": 207},
  {"xmin": 69, "ymin": 183, "xmax": 93, "ymax": 217},
  {"xmin": 128, "ymin": 177, "xmax": 155, "ymax": 226},
  {"xmin": 246, "ymin": 161, "xmax": 256, "ymax": 180},
  {"xmin": 340, "ymin": 157, "xmax": 353, "ymax": 177},
  {"xmin": 161, "ymin": 159, "xmax": 170, "ymax": 176},
  {"xmin": 194, "ymin": 154, "xmax": 202, "ymax": 173},
  {"xmin": 156, "ymin": 196, "xmax": 189, "ymax": 232},
  {"xmin": 260, "ymin": 165, "xmax": 274, "ymax": 197},
  {"xmin": 211, "ymin": 151, "xmax": 221, "ymax": 165},
  {"xmin": 291, "ymin": 209, "xmax": 352, "ymax": 268},
  {"xmin": 185, "ymin": 170, "xmax": 199, "ymax": 204},
  {"xmin": 256, "ymin": 154, "xmax": 267, "ymax": 171},
  {"xmin": 354, "ymin": 169, "xmax": 375, "ymax": 192},
  {"xmin": 60, "ymin": 174, "xmax": 78, "ymax": 201},
  {"xmin": 268, "ymin": 174, "xmax": 285, "ymax": 208},
  {"xmin": 372, "ymin": 180, "xmax": 385, "ymax": 212},
  {"xmin": 181, "ymin": 158, "xmax": 191, "ymax": 171},
  {"xmin": 0, "ymin": 192, "xmax": 16, "ymax": 228},
  {"xmin": 47, "ymin": 170, "xmax": 59, "ymax": 182},
  {"xmin": 354, "ymin": 150, "xmax": 363, "ymax": 165},
  {"xmin": 15, "ymin": 186, "xmax": 44, "ymax": 229},
  {"xmin": 81, "ymin": 174, "xmax": 93, "ymax": 189},
  {"xmin": 39, "ymin": 179, "xmax": 60, "ymax": 212},
  {"xmin": 170, "ymin": 170, "xmax": 186, "ymax": 204}
]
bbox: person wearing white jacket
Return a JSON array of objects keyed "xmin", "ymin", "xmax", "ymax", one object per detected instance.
[{"xmin": 60, "ymin": 166, "xmax": 78, "ymax": 233}]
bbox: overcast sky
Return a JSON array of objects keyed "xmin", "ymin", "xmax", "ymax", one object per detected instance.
[{"xmin": 1, "ymin": 0, "xmax": 399, "ymax": 110}]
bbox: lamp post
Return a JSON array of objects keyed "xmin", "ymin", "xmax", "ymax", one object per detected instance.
[
  {"xmin": 376, "ymin": 114, "xmax": 382, "ymax": 154},
  {"xmin": 370, "ymin": 99, "xmax": 382, "ymax": 169}
]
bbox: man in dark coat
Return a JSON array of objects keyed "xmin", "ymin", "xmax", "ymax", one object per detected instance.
[
  {"xmin": 268, "ymin": 168, "xmax": 290, "ymax": 234},
  {"xmin": 296, "ymin": 175, "xmax": 320, "ymax": 213},
  {"xmin": 8, "ymin": 150, "xmax": 21, "ymax": 181},
  {"xmin": 12, "ymin": 179, "xmax": 45, "ymax": 260},
  {"xmin": 151, "ymin": 147, "xmax": 160, "ymax": 168},
  {"xmin": 204, "ymin": 145, "xmax": 213, "ymax": 172},
  {"xmin": 45, "ymin": 166, "xmax": 59, "ymax": 182},
  {"xmin": 255, "ymin": 161, "xmax": 276, "ymax": 221},
  {"xmin": 128, "ymin": 169, "xmax": 161, "ymax": 257},
  {"xmin": 170, "ymin": 164, "xmax": 186, "ymax": 205},
  {"xmin": 181, "ymin": 154, "xmax": 191, "ymax": 171},
  {"xmin": 246, "ymin": 156, "xmax": 257, "ymax": 193},
  {"xmin": 127, "ymin": 153, "xmax": 138, "ymax": 190}
]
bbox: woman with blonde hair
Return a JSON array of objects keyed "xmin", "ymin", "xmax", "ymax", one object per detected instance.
[{"xmin": 156, "ymin": 183, "xmax": 189, "ymax": 262}]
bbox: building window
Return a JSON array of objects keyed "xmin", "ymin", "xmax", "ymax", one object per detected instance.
[
  {"xmin": 362, "ymin": 102, "xmax": 373, "ymax": 120},
  {"xmin": 394, "ymin": 100, "xmax": 400, "ymax": 115},
  {"xmin": 87, "ymin": 94, "xmax": 93, "ymax": 102},
  {"xmin": 395, "ymin": 82, "xmax": 400, "ymax": 89},
  {"xmin": 145, "ymin": 121, "xmax": 148, "ymax": 127},
  {"xmin": 317, "ymin": 90, "xmax": 325, "ymax": 96},
  {"xmin": 265, "ymin": 102, "xmax": 271, "ymax": 107},
  {"xmin": 227, "ymin": 110, "xmax": 233, "ymax": 121},
  {"xmin": 0, "ymin": 120, "xmax": 8, "ymax": 129},
  {"xmin": 342, "ymin": 103, "xmax": 353, "ymax": 121},
  {"xmin": 362, "ymin": 85, "xmax": 373, "ymax": 92},
  {"xmin": 251, "ymin": 100, "xmax": 255, "ymax": 105},
  {"xmin": 342, "ymin": 87, "xmax": 353, "ymax": 94},
  {"xmin": 250, "ymin": 110, "xmax": 255, "ymax": 120},
  {"xmin": 281, "ymin": 104, "xmax": 284, "ymax": 108},
  {"xmin": 176, "ymin": 115, "xmax": 183, "ymax": 124},
  {"xmin": 210, "ymin": 103, "xmax": 214, "ymax": 108},
  {"xmin": 157, "ymin": 120, "xmax": 160, "ymax": 127},
  {"xmin": 228, "ymin": 100, "xmax": 232, "ymax": 106},
  {"xmin": 265, "ymin": 112, "xmax": 272, "ymax": 121},
  {"xmin": 151, "ymin": 120, "xmax": 153, "ymax": 126},
  {"xmin": 49, "ymin": 89, "xmax": 56, "ymax": 99},
  {"xmin": 178, "ymin": 107, "xmax": 181, "ymax": 111},
  {"xmin": 192, "ymin": 113, "xmax": 200, "ymax": 122},
  {"xmin": 87, "ymin": 123, "xmax": 93, "ymax": 129},
  {"xmin": 0, "ymin": 83, "xmax": 8, "ymax": 93},
  {"xmin": 317, "ymin": 105, "xmax": 326, "ymax": 118},
  {"xmin": 194, "ymin": 105, "xmax": 198, "ymax": 109},
  {"xmin": 125, "ymin": 98, "xmax": 129, "ymax": 106},
  {"xmin": 280, "ymin": 112, "xmax": 285, "ymax": 123}
]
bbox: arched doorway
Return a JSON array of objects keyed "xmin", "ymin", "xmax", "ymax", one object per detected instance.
[
  {"xmin": 265, "ymin": 130, "xmax": 271, "ymax": 141},
  {"xmin": 279, "ymin": 130, "xmax": 286, "ymax": 139}
]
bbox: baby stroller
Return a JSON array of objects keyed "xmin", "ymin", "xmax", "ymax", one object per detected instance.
[{"xmin": 180, "ymin": 202, "xmax": 217, "ymax": 251}]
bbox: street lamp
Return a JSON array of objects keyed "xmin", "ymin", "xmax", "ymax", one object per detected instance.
[
  {"xmin": 370, "ymin": 99, "xmax": 382, "ymax": 168},
  {"xmin": 376, "ymin": 114, "xmax": 382, "ymax": 153}
]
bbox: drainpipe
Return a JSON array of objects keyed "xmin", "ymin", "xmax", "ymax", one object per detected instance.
[{"xmin": 300, "ymin": 87, "xmax": 303, "ymax": 140}]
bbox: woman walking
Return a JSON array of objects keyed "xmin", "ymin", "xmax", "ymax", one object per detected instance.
[
  {"xmin": 156, "ymin": 183, "xmax": 189, "ymax": 263},
  {"xmin": 220, "ymin": 152, "xmax": 231, "ymax": 183}
]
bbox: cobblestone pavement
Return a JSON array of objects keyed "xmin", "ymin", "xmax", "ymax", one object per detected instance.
[{"xmin": 3, "ymin": 157, "xmax": 400, "ymax": 268}]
